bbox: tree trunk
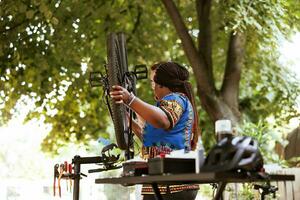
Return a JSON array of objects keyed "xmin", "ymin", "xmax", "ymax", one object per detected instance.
[
  {"xmin": 161, "ymin": 0, "xmax": 215, "ymax": 95},
  {"xmin": 161, "ymin": 0, "xmax": 245, "ymax": 128},
  {"xmin": 221, "ymin": 32, "xmax": 246, "ymax": 120},
  {"xmin": 200, "ymin": 93, "xmax": 240, "ymax": 125}
]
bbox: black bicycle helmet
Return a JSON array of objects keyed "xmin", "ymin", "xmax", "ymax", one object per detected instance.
[{"xmin": 201, "ymin": 136, "xmax": 264, "ymax": 172}]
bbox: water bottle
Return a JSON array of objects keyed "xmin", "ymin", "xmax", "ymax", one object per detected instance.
[
  {"xmin": 195, "ymin": 137, "xmax": 205, "ymax": 173},
  {"xmin": 215, "ymin": 119, "xmax": 233, "ymax": 141}
]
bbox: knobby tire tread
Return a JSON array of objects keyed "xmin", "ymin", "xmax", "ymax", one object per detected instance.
[{"xmin": 107, "ymin": 33, "xmax": 129, "ymax": 150}]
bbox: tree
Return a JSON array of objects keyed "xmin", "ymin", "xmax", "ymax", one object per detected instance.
[
  {"xmin": 1, "ymin": 0, "xmax": 299, "ymax": 154},
  {"xmin": 161, "ymin": 0, "xmax": 300, "ymax": 123}
]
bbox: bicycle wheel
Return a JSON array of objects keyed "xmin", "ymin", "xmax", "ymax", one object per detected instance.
[{"xmin": 107, "ymin": 32, "xmax": 130, "ymax": 150}]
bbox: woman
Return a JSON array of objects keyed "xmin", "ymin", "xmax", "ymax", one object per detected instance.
[{"xmin": 110, "ymin": 61, "xmax": 200, "ymax": 200}]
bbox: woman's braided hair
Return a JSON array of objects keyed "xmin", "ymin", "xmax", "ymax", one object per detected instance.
[{"xmin": 151, "ymin": 61, "xmax": 200, "ymax": 150}]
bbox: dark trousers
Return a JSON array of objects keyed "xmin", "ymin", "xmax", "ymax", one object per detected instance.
[{"xmin": 143, "ymin": 189, "xmax": 198, "ymax": 200}]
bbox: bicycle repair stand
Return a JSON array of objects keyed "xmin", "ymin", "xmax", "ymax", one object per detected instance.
[
  {"xmin": 54, "ymin": 143, "xmax": 121, "ymax": 200},
  {"xmin": 72, "ymin": 154, "xmax": 120, "ymax": 200},
  {"xmin": 253, "ymin": 183, "xmax": 278, "ymax": 200}
]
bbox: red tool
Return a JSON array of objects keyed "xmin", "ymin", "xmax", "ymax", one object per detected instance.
[
  {"xmin": 64, "ymin": 161, "xmax": 68, "ymax": 191},
  {"xmin": 57, "ymin": 164, "xmax": 64, "ymax": 197},
  {"xmin": 53, "ymin": 164, "xmax": 59, "ymax": 196}
]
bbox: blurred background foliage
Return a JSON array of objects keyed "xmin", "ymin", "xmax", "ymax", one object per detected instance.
[{"xmin": 0, "ymin": 0, "xmax": 299, "ymax": 162}]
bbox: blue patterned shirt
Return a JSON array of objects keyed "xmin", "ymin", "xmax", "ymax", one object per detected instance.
[{"xmin": 142, "ymin": 93, "xmax": 194, "ymax": 156}]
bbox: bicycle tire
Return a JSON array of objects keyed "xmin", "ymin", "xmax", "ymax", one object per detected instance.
[{"xmin": 107, "ymin": 33, "xmax": 130, "ymax": 150}]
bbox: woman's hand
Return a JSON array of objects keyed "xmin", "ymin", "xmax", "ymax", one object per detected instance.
[{"xmin": 109, "ymin": 85, "xmax": 132, "ymax": 104}]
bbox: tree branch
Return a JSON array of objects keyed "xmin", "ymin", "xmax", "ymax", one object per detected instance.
[
  {"xmin": 127, "ymin": 5, "xmax": 142, "ymax": 43},
  {"xmin": 131, "ymin": 5, "xmax": 142, "ymax": 34},
  {"xmin": 221, "ymin": 31, "xmax": 246, "ymax": 115},
  {"xmin": 196, "ymin": 0, "xmax": 213, "ymax": 80},
  {"xmin": 161, "ymin": 0, "xmax": 215, "ymax": 94}
]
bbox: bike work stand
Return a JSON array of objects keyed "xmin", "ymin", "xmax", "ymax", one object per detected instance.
[
  {"xmin": 71, "ymin": 114, "xmax": 134, "ymax": 200},
  {"xmin": 53, "ymin": 143, "xmax": 121, "ymax": 200},
  {"xmin": 72, "ymin": 156, "xmax": 104, "ymax": 200},
  {"xmin": 71, "ymin": 119, "xmax": 134, "ymax": 200},
  {"xmin": 72, "ymin": 148, "xmax": 121, "ymax": 200},
  {"xmin": 253, "ymin": 183, "xmax": 278, "ymax": 200}
]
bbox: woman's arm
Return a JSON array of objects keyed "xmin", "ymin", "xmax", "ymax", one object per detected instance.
[{"xmin": 110, "ymin": 85, "xmax": 170, "ymax": 129}]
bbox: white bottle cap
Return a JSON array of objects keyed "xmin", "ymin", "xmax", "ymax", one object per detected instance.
[{"xmin": 215, "ymin": 119, "xmax": 232, "ymax": 134}]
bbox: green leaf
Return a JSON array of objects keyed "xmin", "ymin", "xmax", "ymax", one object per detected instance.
[
  {"xmin": 39, "ymin": 2, "xmax": 48, "ymax": 13},
  {"xmin": 51, "ymin": 17, "xmax": 59, "ymax": 25},
  {"xmin": 18, "ymin": 3, "xmax": 27, "ymax": 13},
  {"xmin": 25, "ymin": 10, "xmax": 35, "ymax": 19},
  {"xmin": 44, "ymin": 11, "xmax": 53, "ymax": 20}
]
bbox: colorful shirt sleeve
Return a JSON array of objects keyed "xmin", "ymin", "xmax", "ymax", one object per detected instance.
[{"xmin": 159, "ymin": 94, "xmax": 184, "ymax": 129}]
